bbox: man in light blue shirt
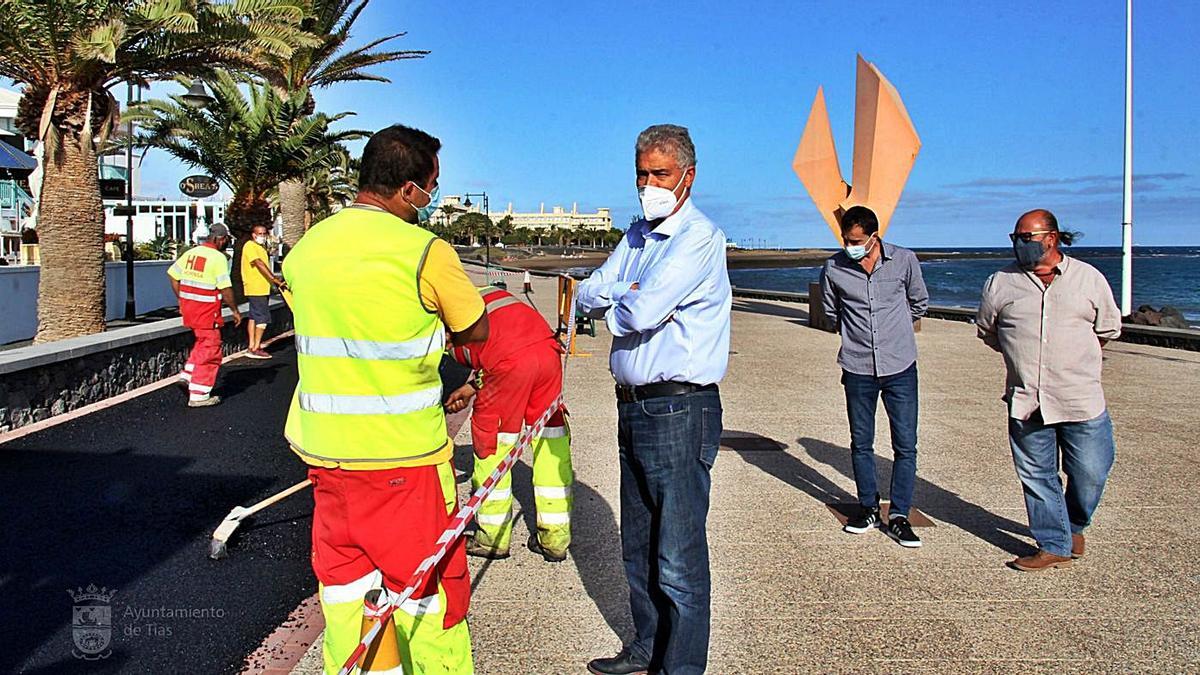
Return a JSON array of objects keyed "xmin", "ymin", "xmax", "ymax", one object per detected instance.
[{"xmin": 578, "ymin": 124, "xmax": 731, "ymax": 675}]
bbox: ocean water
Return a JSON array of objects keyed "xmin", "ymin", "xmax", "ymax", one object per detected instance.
[{"xmin": 727, "ymin": 246, "xmax": 1200, "ymax": 325}]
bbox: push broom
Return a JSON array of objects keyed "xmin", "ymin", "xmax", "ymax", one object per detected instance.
[{"xmin": 209, "ymin": 479, "xmax": 312, "ymax": 559}]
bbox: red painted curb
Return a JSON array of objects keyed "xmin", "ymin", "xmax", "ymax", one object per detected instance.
[{"xmin": 239, "ymin": 595, "xmax": 324, "ymax": 674}]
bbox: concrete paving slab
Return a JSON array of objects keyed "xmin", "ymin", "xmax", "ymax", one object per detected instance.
[{"xmin": 290, "ymin": 277, "xmax": 1200, "ymax": 673}]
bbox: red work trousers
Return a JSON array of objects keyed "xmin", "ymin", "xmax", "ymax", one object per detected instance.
[
  {"xmin": 470, "ymin": 340, "xmax": 566, "ymax": 458},
  {"xmin": 181, "ymin": 328, "xmax": 222, "ymax": 401}
]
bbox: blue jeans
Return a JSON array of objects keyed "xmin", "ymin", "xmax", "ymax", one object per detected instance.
[
  {"xmin": 1008, "ymin": 409, "xmax": 1116, "ymax": 557},
  {"xmin": 617, "ymin": 389, "xmax": 722, "ymax": 675},
  {"xmin": 842, "ymin": 363, "xmax": 919, "ymax": 518}
]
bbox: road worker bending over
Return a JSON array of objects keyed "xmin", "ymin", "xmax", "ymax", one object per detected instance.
[
  {"xmin": 444, "ymin": 282, "xmax": 573, "ymax": 562},
  {"xmin": 283, "ymin": 124, "xmax": 487, "ymax": 674},
  {"xmin": 167, "ymin": 223, "xmax": 242, "ymax": 407}
]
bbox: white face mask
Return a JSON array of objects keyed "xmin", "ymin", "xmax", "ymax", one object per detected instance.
[
  {"xmin": 638, "ymin": 168, "xmax": 691, "ymax": 221},
  {"xmin": 253, "ymin": 235, "xmax": 267, "ymax": 245}
]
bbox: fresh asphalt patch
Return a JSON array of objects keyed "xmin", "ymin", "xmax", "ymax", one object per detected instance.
[{"xmin": 0, "ymin": 345, "xmax": 315, "ymax": 674}]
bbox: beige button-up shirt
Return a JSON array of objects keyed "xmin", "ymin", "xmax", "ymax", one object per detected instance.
[{"xmin": 976, "ymin": 255, "xmax": 1122, "ymax": 424}]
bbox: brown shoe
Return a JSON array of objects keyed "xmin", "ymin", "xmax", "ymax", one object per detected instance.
[
  {"xmin": 1072, "ymin": 533, "xmax": 1085, "ymax": 559},
  {"xmin": 1008, "ymin": 549, "xmax": 1073, "ymax": 572}
]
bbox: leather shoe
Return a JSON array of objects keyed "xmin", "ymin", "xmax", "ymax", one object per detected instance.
[
  {"xmin": 587, "ymin": 648, "xmax": 650, "ymax": 675},
  {"xmin": 1008, "ymin": 549, "xmax": 1073, "ymax": 572},
  {"xmin": 1072, "ymin": 533, "xmax": 1085, "ymax": 559}
]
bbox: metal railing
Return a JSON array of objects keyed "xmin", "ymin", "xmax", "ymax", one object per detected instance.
[{"xmin": 0, "ymin": 180, "xmax": 33, "ymax": 233}]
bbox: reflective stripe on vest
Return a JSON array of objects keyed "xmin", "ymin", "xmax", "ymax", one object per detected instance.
[
  {"xmin": 295, "ymin": 332, "xmax": 444, "ymax": 361},
  {"xmin": 179, "ymin": 279, "xmax": 220, "ymax": 303},
  {"xmin": 485, "ymin": 295, "xmax": 522, "ymax": 313},
  {"xmin": 179, "ymin": 291, "xmax": 218, "ymax": 303},
  {"xmin": 299, "ymin": 385, "xmax": 441, "ymax": 415}
]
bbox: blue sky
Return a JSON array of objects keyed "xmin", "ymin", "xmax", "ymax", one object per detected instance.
[{"xmin": 138, "ymin": 0, "xmax": 1198, "ymax": 248}]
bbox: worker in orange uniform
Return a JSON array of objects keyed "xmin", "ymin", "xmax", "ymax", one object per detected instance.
[
  {"xmin": 444, "ymin": 282, "xmax": 573, "ymax": 562},
  {"xmin": 283, "ymin": 125, "xmax": 487, "ymax": 674},
  {"xmin": 168, "ymin": 223, "xmax": 242, "ymax": 407}
]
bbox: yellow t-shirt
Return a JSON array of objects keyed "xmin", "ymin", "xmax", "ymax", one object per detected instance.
[
  {"xmin": 419, "ymin": 239, "xmax": 485, "ymax": 333},
  {"xmin": 240, "ymin": 240, "xmax": 270, "ymax": 296}
]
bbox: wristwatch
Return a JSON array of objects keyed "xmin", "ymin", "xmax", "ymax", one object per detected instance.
[{"xmin": 471, "ymin": 370, "xmax": 485, "ymax": 391}]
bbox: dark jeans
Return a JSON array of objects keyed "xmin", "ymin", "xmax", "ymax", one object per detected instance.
[
  {"xmin": 842, "ymin": 362, "xmax": 919, "ymax": 518},
  {"xmin": 617, "ymin": 389, "xmax": 722, "ymax": 675}
]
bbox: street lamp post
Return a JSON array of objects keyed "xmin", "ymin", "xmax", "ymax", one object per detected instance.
[
  {"xmin": 122, "ymin": 82, "xmax": 139, "ymax": 321},
  {"xmin": 120, "ymin": 79, "xmax": 213, "ymax": 321},
  {"xmin": 461, "ymin": 191, "xmax": 490, "ymax": 270}
]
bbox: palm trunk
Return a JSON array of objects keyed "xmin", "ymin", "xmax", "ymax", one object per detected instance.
[
  {"xmin": 279, "ymin": 178, "xmax": 307, "ymax": 247},
  {"xmin": 34, "ymin": 135, "xmax": 106, "ymax": 343}
]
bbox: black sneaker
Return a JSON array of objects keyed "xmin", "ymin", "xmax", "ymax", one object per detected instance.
[
  {"xmin": 843, "ymin": 506, "xmax": 880, "ymax": 534},
  {"xmin": 885, "ymin": 516, "xmax": 922, "ymax": 548}
]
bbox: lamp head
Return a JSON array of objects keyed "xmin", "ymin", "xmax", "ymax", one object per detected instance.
[{"xmin": 182, "ymin": 80, "xmax": 214, "ymax": 109}]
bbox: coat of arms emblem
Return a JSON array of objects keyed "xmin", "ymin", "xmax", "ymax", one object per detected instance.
[{"xmin": 68, "ymin": 584, "xmax": 115, "ymax": 660}]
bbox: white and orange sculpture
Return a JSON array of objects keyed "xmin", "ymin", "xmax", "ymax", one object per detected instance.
[{"xmin": 793, "ymin": 54, "xmax": 921, "ymax": 244}]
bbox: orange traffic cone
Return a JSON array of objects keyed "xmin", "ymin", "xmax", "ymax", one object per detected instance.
[{"xmin": 359, "ymin": 589, "xmax": 403, "ymax": 673}]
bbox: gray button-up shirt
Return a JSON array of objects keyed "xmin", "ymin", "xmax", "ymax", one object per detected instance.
[
  {"xmin": 820, "ymin": 242, "xmax": 929, "ymax": 377},
  {"xmin": 975, "ymin": 255, "xmax": 1121, "ymax": 424}
]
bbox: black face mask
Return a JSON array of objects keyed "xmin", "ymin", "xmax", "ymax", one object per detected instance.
[{"xmin": 1013, "ymin": 238, "xmax": 1045, "ymax": 270}]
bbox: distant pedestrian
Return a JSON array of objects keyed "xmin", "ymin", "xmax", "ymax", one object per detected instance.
[
  {"xmin": 819, "ymin": 206, "xmax": 929, "ymax": 547},
  {"xmin": 976, "ymin": 208, "xmax": 1121, "ymax": 571},
  {"xmin": 240, "ymin": 224, "xmax": 287, "ymax": 359},
  {"xmin": 578, "ymin": 124, "xmax": 731, "ymax": 675},
  {"xmin": 168, "ymin": 224, "xmax": 242, "ymax": 407}
]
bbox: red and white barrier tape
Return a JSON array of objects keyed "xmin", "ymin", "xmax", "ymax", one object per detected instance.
[
  {"xmin": 465, "ymin": 265, "xmax": 527, "ymax": 279},
  {"xmin": 337, "ymin": 393, "xmax": 564, "ymax": 675}
]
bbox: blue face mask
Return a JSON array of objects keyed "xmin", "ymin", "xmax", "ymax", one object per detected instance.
[
  {"xmin": 410, "ymin": 183, "xmax": 441, "ymax": 223},
  {"xmin": 844, "ymin": 235, "xmax": 876, "ymax": 261},
  {"xmin": 1013, "ymin": 238, "xmax": 1045, "ymax": 269}
]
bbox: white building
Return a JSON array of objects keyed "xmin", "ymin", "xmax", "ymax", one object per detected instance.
[
  {"xmin": 102, "ymin": 199, "xmax": 228, "ymax": 243},
  {"xmin": 439, "ymin": 195, "xmax": 611, "ymax": 232}
]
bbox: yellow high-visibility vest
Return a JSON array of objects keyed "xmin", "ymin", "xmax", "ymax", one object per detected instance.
[{"xmin": 283, "ymin": 206, "xmax": 449, "ymax": 470}]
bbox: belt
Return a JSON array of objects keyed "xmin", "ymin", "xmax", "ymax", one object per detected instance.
[{"xmin": 615, "ymin": 381, "xmax": 717, "ymax": 403}]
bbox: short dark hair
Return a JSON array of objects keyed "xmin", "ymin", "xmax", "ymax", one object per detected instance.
[
  {"xmin": 840, "ymin": 206, "xmax": 879, "ymax": 236},
  {"xmin": 358, "ymin": 125, "xmax": 442, "ymax": 198}
]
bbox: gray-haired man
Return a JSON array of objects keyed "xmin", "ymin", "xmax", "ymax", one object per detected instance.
[{"xmin": 579, "ymin": 124, "xmax": 731, "ymax": 675}]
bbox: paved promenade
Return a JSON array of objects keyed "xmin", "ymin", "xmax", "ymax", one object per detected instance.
[{"xmin": 293, "ymin": 273, "xmax": 1200, "ymax": 673}]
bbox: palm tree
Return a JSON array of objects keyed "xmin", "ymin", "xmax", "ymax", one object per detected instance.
[
  {"xmin": 573, "ymin": 224, "xmax": 593, "ymax": 248},
  {"xmin": 301, "ymin": 151, "xmax": 358, "ymax": 226},
  {"xmin": 0, "ymin": 1, "xmax": 312, "ymax": 342},
  {"xmin": 494, "ymin": 215, "xmax": 514, "ymax": 242},
  {"xmin": 530, "ymin": 227, "xmax": 547, "ymax": 247},
  {"xmin": 260, "ymin": 0, "xmax": 428, "ymax": 247},
  {"xmin": 130, "ymin": 71, "xmax": 364, "ymax": 290}
]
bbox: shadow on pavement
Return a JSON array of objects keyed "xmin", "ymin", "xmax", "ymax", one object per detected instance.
[
  {"xmin": 798, "ymin": 437, "xmax": 1035, "ymax": 556},
  {"xmin": 216, "ymin": 361, "xmax": 287, "ymax": 400},
  {"xmin": 731, "ymin": 299, "xmax": 811, "ymax": 327},
  {"xmin": 454, "ymin": 442, "xmax": 633, "ymax": 643},
  {"xmin": 730, "ymin": 430, "xmax": 1035, "ymax": 556}
]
